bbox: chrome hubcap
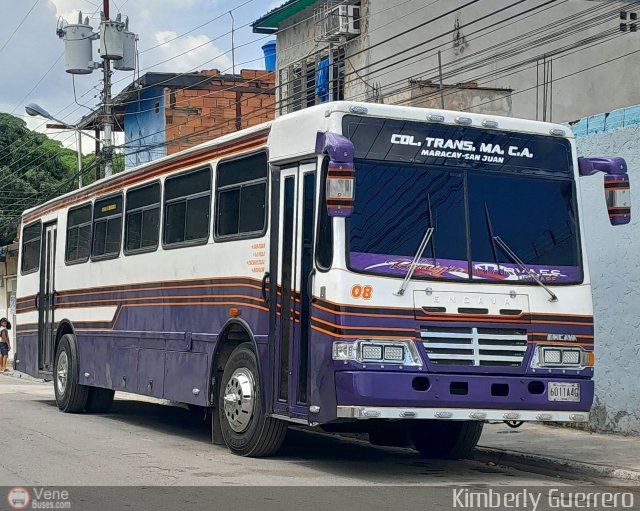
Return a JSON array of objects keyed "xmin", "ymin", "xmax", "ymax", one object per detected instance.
[
  {"xmin": 56, "ymin": 351, "xmax": 69, "ymax": 395},
  {"xmin": 223, "ymin": 368, "xmax": 255, "ymax": 433}
]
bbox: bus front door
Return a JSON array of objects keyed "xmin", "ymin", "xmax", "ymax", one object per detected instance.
[
  {"xmin": 38, "ymin": 222, "xmax": 57, "ymax": 374},
  {"xmin": 270, "ymin": 162, "xmax": 316, "ymax": 419}
]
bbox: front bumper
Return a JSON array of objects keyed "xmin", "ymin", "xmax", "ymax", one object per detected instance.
[
  {"xmin": 337, "ymin": 406, "xmax": 589, "ymax": 422},
  {"xmin": 334, "ymin": 371, "xmax": 593, "ymax": 420}
]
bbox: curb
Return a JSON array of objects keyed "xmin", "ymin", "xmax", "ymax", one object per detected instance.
[{"xmin": 475, "ymin": 446, "xmax": 640, "ymax": 483}]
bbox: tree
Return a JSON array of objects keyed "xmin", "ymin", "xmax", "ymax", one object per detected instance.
[{"xmin": 0, "ymin": 113, "xmax": 78, "ymax": 243}]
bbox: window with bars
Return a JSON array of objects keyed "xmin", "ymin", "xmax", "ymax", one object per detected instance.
[{"xmin": 279, "ymin": 48, "xmax": 345, "ymax": 114}]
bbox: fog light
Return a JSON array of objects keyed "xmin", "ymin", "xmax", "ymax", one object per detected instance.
[
  {"xmin": 384, "ymin": 345, "xmax": 404, "ymax": 361},
  {"xmin": 543, "ymin": 348, "xmax": 561, "ymax": 365},
  {"xmin": 362, "ymin": 344, "xmax": 383, "ymax": 360},
  {"xmin": 562, "ymin": 350, "xmax": 581, "ymax": 365}
]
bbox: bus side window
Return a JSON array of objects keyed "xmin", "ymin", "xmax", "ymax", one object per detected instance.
[
  {"xmin": 92, "ymin": 194, "xmax": 123, "ymax": 260},
  {"xmin": 21, "ymin": 221, "xmax": 42, "ymax": 274},
  {"xmin": 215, "ymin": 152, "xmax": 268, "ymax": 239},
  {"xmin": 316, "ymin": 160, "xmax": 333, "ymax": 270},
  {"xmin": 125, "ymin": 182, "xmax": 161, "ymax": 254},
  {"xmin": 163, "ymin": 167, "xmax": 211, "ymax": 247},
  {"xmin": 65, "ymin": 203, "xmax": 93, "ymax": 264}
]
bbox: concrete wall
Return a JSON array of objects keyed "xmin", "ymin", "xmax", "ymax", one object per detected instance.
[
  {"xmin": 577, "ymin": 124, "xmax": 640, "ymax": 435},
  {"xmin": 273, "ymin": 0, "xmax": 370, "ymax": 113},
  {"xmin": 366, "ymin": 0, "xmax": 640, "ymax": 121},
  {"xmin": 270, "ymin": 0, "xmax": 640, "ymax": 121},
  {"xmin": 383, "ymin": 83, "xmax": 512, "ymax": 116}
]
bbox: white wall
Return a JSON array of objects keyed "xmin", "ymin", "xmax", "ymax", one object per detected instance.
[{"xmin": 577, "ymin": 125, "xmax": 640, "ymax": 435}]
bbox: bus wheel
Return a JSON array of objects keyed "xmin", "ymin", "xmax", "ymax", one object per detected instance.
[
  {"xmin": 217, "ymin": 343, "xmax": 287, "ymax": 457},
  {"xmin": 409, "ymin": 420, "xmax": 483, "ymax": 459},
  {"xmin": 53, "ymin": 334, "xmax": 89, "ymax": 413},
  {"xmin": 85, "ymin": 387, "xmax": 115, "ymax": 413}
]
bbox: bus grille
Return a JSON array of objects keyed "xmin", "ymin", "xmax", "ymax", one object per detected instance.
[{"xmin": 420, "ymin": 326, "xmax": 528, "ymax": 367}]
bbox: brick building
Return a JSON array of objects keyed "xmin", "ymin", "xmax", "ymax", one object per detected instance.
[{"xmin": 77, "ymin": 68, "xmax": 276, "ymax": 169}]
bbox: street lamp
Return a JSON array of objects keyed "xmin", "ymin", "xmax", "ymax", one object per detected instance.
[{"xmin": 25, "ymin": 103, "xmax": 101, "ymax": 189}]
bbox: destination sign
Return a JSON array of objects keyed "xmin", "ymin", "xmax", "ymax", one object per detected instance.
[{"xmin": 342, "ymin": 115, "xmax": 573, "ymax": 176}]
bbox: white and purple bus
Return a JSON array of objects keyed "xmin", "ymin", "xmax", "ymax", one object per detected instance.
[{"xmin": 15, "ymin": 102, "xmax": 630, "ymax": 458}]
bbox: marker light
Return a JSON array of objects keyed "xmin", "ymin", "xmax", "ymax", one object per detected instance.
[
  {"xmin": 327, "ymin": 177, "xmax": 354, "ymax": 200},
  {"xmin": 455, "ymin": 116, "xmax": 473, "ymax": 125}
]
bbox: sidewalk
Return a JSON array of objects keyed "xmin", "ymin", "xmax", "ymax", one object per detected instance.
[{"xmin": 478, "ymin": 422, "xmax": 640, "ymax": 483}]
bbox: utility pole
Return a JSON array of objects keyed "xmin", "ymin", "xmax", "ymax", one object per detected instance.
[
  {"xmin": 102, "ymin": 0, "xmax": 113, "ymax": 177},
  {"xmin": 103, "ymin": 66, "xmax": 113, "ymax": 176},
  {"xmin": 56, "ymin": 0, "xmax": 136, "ymax": 182}
]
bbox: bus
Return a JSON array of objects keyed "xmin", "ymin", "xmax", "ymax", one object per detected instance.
[{"xmin": 14, "ymin": 102, "xmax": 631, "ymax": 458}]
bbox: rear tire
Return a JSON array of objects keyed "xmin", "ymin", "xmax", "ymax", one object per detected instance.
[
  {"xmin": 53, "ymin": 334, "xmax": 89, "ymax": 413},
  {"xmin": 85, "ymin": 387, "xmax": 115, "ymax": 413},
  {"xmin": 217, "ymin": 343, "xmax": 287, "ymax": 457},
  {"xmin": 409, "ymin": 420, "xmax": 483, "ymax": 459}
]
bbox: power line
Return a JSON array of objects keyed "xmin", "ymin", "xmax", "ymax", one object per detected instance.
[
  {"xmin": 0, "ymin": 0, "xmax": 625, "ymax": 204},
  {"xmin": 0, "ymin": 0, "xmax": 41, "ymax": 56},
  {"xmin": 0, "ymin": 0, "xmax": 436, "ymax": 162}
]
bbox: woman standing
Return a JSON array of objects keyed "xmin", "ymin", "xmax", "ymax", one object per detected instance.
[{"xmin": 0, "ymin": 317, "xmax": 11, "ymax": 372}]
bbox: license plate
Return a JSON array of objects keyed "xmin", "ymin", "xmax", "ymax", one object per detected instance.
[{"xmin": 548, "ymin": 382, "xmax": 580, "ymax": 402}]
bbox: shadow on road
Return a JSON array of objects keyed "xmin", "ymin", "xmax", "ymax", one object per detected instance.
[{"xmin": 35, "ymin": 396, "xmax": 517, "ymax": 483}]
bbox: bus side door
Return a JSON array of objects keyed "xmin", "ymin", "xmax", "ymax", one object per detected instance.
[
  {"xmin": 38, "ymin": 221, "xmax": 57, "ymax": 375},
  {"xmin": 270, "ymin": 161, "xmax": 316, "ymax": 418}
]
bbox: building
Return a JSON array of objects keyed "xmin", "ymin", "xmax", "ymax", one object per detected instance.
[
  {"xmin": 253, "ymin": 0, "xmax": 640, "ymax": 122},
  {"xmin": 0, "ymin": 242, "xmax": 18, "ymax": 359},
  {"xmin": 77, "ymin": 69, "xmax": 276, "ymax": 169}
]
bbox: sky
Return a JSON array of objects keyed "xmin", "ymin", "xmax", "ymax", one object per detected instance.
[{"xmin": 0, "ymin": 0, "xmax": 281, "ymax": 149}]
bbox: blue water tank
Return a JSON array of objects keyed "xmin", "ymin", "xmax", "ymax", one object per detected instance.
[{"xmin": 262, "ymin": 40, "xmax": 277, "ymax": 72}]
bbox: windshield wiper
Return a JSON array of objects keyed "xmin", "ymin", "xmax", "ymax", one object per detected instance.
[
  {"xmin": 483, "ymin": 203, "xmax": 558, "ymax": 302},
  {"xmin": 484, "ymin": 203, "xmax": 500, "ymax": 273},
  {"xmin": 394, "ymin": 226, "xmax": 435, "ymax": 296},
  {"xmin": 492, "ymin": 235, "xmax": 559, "ymax": 302}
]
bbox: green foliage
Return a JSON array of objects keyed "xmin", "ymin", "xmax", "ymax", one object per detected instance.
[{"xmin": 0, "ymin": 113, "xmax": 78, "ymax": 243}]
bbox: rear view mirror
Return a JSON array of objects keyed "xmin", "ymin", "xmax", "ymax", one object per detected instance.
[{"xmin": 578, "ymin": 156, "xmax": 631, "ymax": 226}]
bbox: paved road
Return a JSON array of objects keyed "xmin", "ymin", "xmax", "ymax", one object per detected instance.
[{"xmin": 0, "ymin": 375, "xmax": 599, "ymax": 487}]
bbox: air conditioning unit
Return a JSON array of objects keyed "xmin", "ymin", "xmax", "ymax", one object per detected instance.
[{"xmin": 326, "ymin": 5, "xmax": 361, "ymax": 38}]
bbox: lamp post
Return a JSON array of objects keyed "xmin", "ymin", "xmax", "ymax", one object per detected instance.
[{"xmin": 25, "ymin": 103, "xmax": 101, "ymax": 189}]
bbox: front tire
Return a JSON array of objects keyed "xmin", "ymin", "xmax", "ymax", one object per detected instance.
[
  {"xmin": 53, "ymin": 334, "xmax": 89, "ymax": 413},
  {"xmin": 217, "ymin": 343, "xmax": 287, "ymax": 457},
  {"xmin": 409, "ymin": 420, "xmax": 483, "ymax": 459}
]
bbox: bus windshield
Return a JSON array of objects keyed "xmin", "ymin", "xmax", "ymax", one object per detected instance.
[{"xmin": 343, "ymin": 115, "xmax": 582, "ymax": 284}]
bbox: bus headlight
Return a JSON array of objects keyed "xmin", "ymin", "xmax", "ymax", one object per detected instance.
[
  {"xmin": 533, "ymin": 346, "xmax": 594, "ymax": 369},
  {"xmin": 332, "ymin": 340, "xmax": 422, "ymax": 366}
]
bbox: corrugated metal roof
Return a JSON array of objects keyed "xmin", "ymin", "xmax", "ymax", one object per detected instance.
[{"xmin": 252, "ymin": 0, "xmax": 319, "ymax": 33}]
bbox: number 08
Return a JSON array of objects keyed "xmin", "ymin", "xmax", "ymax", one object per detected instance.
[{"xmin": 351, "ymin": 285, "xmax": 373, "ymax": 300}]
